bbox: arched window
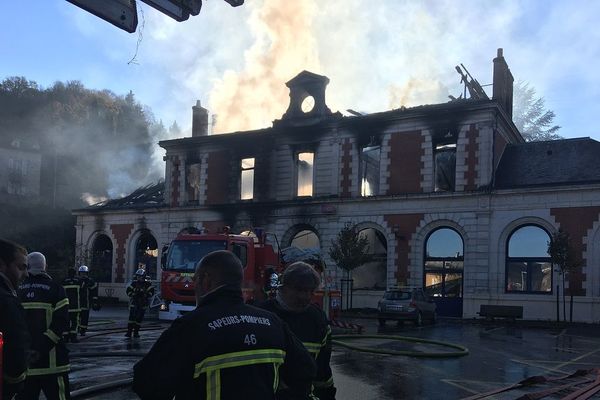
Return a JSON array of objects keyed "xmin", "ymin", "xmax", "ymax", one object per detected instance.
[
  {"xmin": 352, "ymin": 228, "xmax": 387, "ymax": 290},
  {"xmin": 136, "ymin": 231, "xmax": 158, "ymax": 280},
  {"xmin": 424, "ymin": 228, "xmax": 464, "ymax": 298},
  {"xmin": 91, "ymin": 235, "xmax": 113, "ymax": 283},
  {"xmin": 506, "ymin": 225, "xmax": 552, "ymax": 293}
]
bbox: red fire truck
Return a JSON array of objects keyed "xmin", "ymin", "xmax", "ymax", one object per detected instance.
[{"xmin": 158, "ymin": 228, "xmax": 341, "ymax": 320}]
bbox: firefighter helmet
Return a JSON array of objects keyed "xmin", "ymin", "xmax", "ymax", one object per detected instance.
[
  {"xmin": 135, "ymin": 268, "xmax": 146, "ymax": 276},
  {"xmin": 78, "ymin": 265, "xmax": 89, "ymax": 273}
]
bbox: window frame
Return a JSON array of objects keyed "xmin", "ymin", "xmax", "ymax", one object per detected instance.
[
  {"xmin": 239, "ymin": 157, "xmax": 255, "ymax": 200},
  {"xmin": 505, "ymin": 224, "xmax": 553, "ymax": 295},
  {"xmin": 360, "ymin": 143, "xmax": 381, "ymax": 197},
  {"xmin": 423, "ymin": 227, "xmax": 464, "ymax": 298},
  {"xmin": 296, "ymin": 151, "xmax": 314, "ymax": 197}
]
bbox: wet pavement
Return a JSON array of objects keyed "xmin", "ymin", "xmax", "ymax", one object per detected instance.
[{"xmin": 68, "ymin": 307, "xmax": 600, "ymax": 399}]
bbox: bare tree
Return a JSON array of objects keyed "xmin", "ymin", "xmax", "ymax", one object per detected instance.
[
  {"xmin": 548, "ymin": 228, "xmax": 582, "ymax": 323},
  {"xmin": 513, "ymin": 80, "xmax": 561, "ymax": 142}
]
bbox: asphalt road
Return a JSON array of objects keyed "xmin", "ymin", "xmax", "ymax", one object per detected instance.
[{"xmin": 67, "ymin": 307, "xmax": 600, "ymax": 399}]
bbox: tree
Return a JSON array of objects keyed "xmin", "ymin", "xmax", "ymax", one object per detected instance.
[
  {"xmin": 513, "ymin": 80, "xmax": 561, "ymax": 142},
  {"xmin": 548, "ymin": 228, "xmax": 582, "ymax": 323},
  {"xmin": 328, "ymin": 223, "xmax": 374, "ymax": 309}
]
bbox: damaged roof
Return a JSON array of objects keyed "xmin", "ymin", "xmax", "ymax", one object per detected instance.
[
  {"xmin": 494, "ymin": 138, "xmax": 600, "ymax": 189},
  {"xmin": 84, "ymin": 181, "xmax": 165, "ymax": 210}
]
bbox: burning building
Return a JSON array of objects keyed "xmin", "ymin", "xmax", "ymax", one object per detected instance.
[{"xmin": 73, "ymin": 49, "xmax": 600, "ymax": 321}]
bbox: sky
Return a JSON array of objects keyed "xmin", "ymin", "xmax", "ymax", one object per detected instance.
[{"xmin": 2, "ymin": 0, "xmax": 599, "ymax": 143}]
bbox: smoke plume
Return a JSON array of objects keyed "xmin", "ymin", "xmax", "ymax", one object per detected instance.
[{"xmin": 209, "ymin": 0, "xmax": 321, "ymax": 133}]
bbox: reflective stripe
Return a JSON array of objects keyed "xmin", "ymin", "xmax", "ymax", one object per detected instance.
[
  {"xmin": 4, "ymin": 370, "xmax": 27, "ymax": 384},
  {"xmin": 27, "ymin": 364, "xmax": 70, "ymax": 376},
  {"xmin": 22, "ymin": 302, "xmax": 52, "ymax": 310},
  {"xmin": 55, "ymin": 298, "xmax": 69, "ymax": 311},
  {"xmin": 22, "ymin": 302, "xmax": 53, "ymax": 337},
  {"xmin": 194, "ymin": 349, "xmax": 285, "ymax": 400},
  {"xmin": 303, "ymin": 341, "xmax": 322, "ymax": 355},
  {"xmin": 322, "ymin": 326, "xmax": 331, "ymax": 346},
  {"xmin": 45, "ymin": 329, "xmax": 61, "ymax": 344},
  {"xmin": 272, "ymin": 363, "xmax": 281, "ymax": 392},
  {"xmin": 58, "ymin": 375, "xmax": 67, "ymax": 400}
]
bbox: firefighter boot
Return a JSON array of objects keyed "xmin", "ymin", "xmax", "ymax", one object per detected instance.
[
  {"xmin": 125, "ymin": 324, "xmax": 133, "ymax": 338},
  {"xmin": 133, "ymin": 327, "xmax": 140, "ymax": 338},
  {"xmin": 70, "ymin": 333, "xmax": 79, "ymax": 343}
]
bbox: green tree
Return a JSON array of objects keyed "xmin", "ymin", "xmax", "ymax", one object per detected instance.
[
  {"xmin": 329, "ymin": 223, "xmax": 374, "ymax": 309},
  {"xmin": 513, "ymin": 80, "xmax": 561, "ymax": 142},
  {"xmin": 548, "ymin": 228, "xmax": 582, "ymax": 323}
]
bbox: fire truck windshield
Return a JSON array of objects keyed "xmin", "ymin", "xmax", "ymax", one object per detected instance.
[{"xmin": 165, "ymin": 240, "xmax": 227, "ymax": 272}]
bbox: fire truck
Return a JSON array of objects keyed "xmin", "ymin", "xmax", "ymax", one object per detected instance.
[{"xmin": 158, "ymin": 228, "xmax": 341, "ymax": 320}]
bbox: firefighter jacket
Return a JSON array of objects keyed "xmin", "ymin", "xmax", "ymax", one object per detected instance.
[
  {"xmin": 133, "ymin": 284, "xmax": 317, "ymax": 400},
  {"xmin": 61, "ymin": 276, "xmax": 81, "ymax": 312},
  {"xmin": 0, "ymin": 271, "xmax": 30, "ymax": 399},
  {"xmin": 258, "ymin": 299, "xmax": 337, "ymax": 400},
  {"xmin": 126, "ymin": 279, "xmax": 154, "ymax": 308},
  {"xmin": 18, "ymin": 273, "xmax": 70, "ymax": 376},
  {"xmin": 79, "ymin": 276, "xmax": 98, "ymax": 310}
]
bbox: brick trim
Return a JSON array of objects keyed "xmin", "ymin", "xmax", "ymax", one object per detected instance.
[
  {"xmin": 340, "ymin": 139, "xmax": 352, "ymax": 197},
  {"xmin": 384, "ymin": 214, "xmax": 425, "ymax": 285},
  {"xmin": 110, "ymin": 224, "xmax": 134, "ymax": 283},
  {"xmin": 550, "ymin": 207, "xmax": 600, "ymax": 296}
]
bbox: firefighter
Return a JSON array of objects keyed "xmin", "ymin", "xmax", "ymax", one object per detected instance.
[
  {"xmin": 125, "ymin": 268, "xmax": 154, "ymax": 338},
  {"xmin": 61, "ymin": 268, "xmax": 81, "ymax": 343},
  {"xmin": 258, "ymin": 262, "xmax": 337, "ymax": 400},
  {"xmin": 0, "ymin": 239, "xmax": 30, "ymax": 400},
  {"xmin": 77, "ymin": 265, "xmax": 98, "ymax": 336},
  {"xmin": 133, "ymin": 250, "xmax": 316, "ymax": 400},
  {"xmin": 17, "ymin": 252, "xmax": 70, "ymax": 400}
]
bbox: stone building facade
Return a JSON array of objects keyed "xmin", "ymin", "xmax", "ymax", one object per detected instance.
[{"xmin": 73, "ymin": 50, "xmax": 600, "ymax": 322}]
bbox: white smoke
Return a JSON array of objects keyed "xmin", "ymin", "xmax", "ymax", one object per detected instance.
[
  {"xmin": 81, "ymin": 192, "xmax": 108, "ymax": 206},
  {"xmin": 135, "ymin": 0, "xmax": 522, "ymax": 134}
]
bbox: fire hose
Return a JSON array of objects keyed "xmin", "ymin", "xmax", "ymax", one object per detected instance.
[{"xmin": 67, "ymin": 329, "xmax": 468, "ymax": 398}]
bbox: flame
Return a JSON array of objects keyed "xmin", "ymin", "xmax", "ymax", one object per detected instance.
[{"xmin": 208, "ymin": 0, "xmax": 321, "ymax": 133}]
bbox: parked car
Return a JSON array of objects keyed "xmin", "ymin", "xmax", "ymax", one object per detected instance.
[{"xmin": 377, "ymin": 288, "xmax": 436, "ymax": 326}]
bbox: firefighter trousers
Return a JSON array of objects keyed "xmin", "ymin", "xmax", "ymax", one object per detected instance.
[
  {"xmin": 79, "ymin": 309, "xmax": 90, "ymax": 334},
  {"xmin": 128, "ymin": 306, "xmax": 146, "ymax": 332},
  {"xmin": 65, "ymin": 311, "xmax": 79, "ymax": 339},
  {"xmin": 16, "ymin": 373, "xmax": 71, "ymax": 400}
]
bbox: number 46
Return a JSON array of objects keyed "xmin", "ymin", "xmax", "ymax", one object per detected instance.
[{"xmin": 244, "ymin": 334, "xmax": 257, "ymax": 345}]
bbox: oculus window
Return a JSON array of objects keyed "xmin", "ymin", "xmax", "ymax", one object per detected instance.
[{"xmin": 506, "ymin": 225, "xmax": 552, "ymax": 293}]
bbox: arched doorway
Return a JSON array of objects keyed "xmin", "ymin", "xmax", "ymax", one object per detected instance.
[
  {"xmin": 352, "ymin": 228, "xmax": 387, "ymax": 290},
  {"xmin": 424, "ymin": 227, "xmax": 464, "ymax": 317},
  {"xmin": 135, "ymin": 231, "xmax": 158, "ymax": 280},
  {"xmin": 506, "ymin": 225, "xmax": 552, "ymax": 293},
  {"xmin": 290, "ymin": 229, "xmax": 320, "ymax": 249},
  {"xmin": 91, "ymin": 234, "xmax": 113, "ymax": 283}
]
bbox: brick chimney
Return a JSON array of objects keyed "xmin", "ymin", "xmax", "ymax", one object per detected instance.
[
  {"xmin": 192, "ymin": 100, "xmax": 209, "ymax": 137},
  {"xmin": 492, "ymin": 48, "xmax": 514, "ymax": 118}
]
